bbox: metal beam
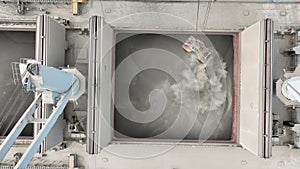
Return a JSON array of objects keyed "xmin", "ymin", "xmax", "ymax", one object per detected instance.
[
  {"xmin": 87, "ymin": 15, "xmax": 100, "ymax": 154},
  {"xmin": 262, "ymin": 18, "xmax": 273, "ymax": 159}
]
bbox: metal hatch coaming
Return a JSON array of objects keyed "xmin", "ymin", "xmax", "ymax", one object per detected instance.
[
  {"xmin": 87, "ymin": 16, "xmax": 113, "ymax": 154},
  {"xmin": 35, "ymin": 14, "xmax": 66, "ymax": 153},
  {"xmin": 239, "ymin": 19, "xmax": 273, "ymax": 158},
  {"xmin": 87, "ymin": 18, "xmax": 240, "ymax": 154},
  {"xmin": 87, "ymin": 17, "xmax": 273, "ymax": 156}
]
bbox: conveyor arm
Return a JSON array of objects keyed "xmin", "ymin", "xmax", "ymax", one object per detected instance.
[
  {"xmin": 0, "ymin": 60, "xmax": 81, "ymax": 169},
  {"xmin": 15, "ymin": 80, "xmax": 79, "ymax": 169}
]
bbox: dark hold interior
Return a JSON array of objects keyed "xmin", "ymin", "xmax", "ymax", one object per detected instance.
[
  {"xmin": 0, "ymin": 31, "xmax": 35, "ymax": 137},
  {"xmin": 114, "ymin": 32, "xmax": 234, "ymax": 141}
]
